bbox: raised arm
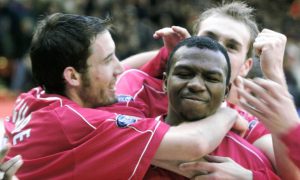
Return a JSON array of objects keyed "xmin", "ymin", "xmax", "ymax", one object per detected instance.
[
  {"xmin": 121, "ymin": 50, "xmax": 158, "ymax": 69},
  {"xmin": 123, "ymin": 26, "xmax": 192, "ymax": 79},
  {"xmin": 253, "ymin": 29, "xmax": 287, "ymax": 87},
  {"xmin": 237, "ymin": 29, "xmax": 300, "ymax": 179}
]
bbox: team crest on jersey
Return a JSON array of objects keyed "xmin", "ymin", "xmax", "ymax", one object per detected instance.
[
  {"xmin": 248, "ymin": 119, "xmax": 258, "ymax": 130},
  {"xmin": 116, "ymin": 114, "xmax": 139, "ymax": 128},
  {"xmin": 117, "ymin": 95, "xmax": 134, "ymax": 103}
]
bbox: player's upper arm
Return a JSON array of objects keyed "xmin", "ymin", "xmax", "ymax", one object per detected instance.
[
  {"xmin": 153, "ymin": 126, "xmax": 208, "ymax": 161},
  {"xmin": 253, "ymin": 134, "xmax": 275, "ymax": 166},
  {"xmin": 121, "ymin": 50, "xmax": 158, "ymax": 69}
]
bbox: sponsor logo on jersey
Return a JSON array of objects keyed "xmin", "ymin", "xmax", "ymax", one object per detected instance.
[
  {"xmin": 116, "ymin": 114, "xmax": 139, "ymax": 128},
  {"xmin": 248, "ymin": 119, "xmax": 258, "ymax": 130},
  {"xmin": 117, "ymin": 95, "xmax": 134, "ymax": 103}
]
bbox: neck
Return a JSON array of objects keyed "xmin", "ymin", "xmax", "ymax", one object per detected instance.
[
  {"xmin": 165, "ymin": 107, "xmax": 185, "ymax": 126},
  {"xmin": 65, "ymin": 87, "xmax": 86, "ymax": 107},
  {"xmin": 227, "ymin": 85, "xmax": 239, "ymax": 106}
]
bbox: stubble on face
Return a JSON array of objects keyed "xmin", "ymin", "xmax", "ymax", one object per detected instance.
[{"xmin": 78, "ymin": 71, "xmax": 117, "ymax": 108}]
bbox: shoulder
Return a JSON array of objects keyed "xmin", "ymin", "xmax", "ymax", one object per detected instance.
[{"xmin": 116, "ymin": 69, "xmax": 163, "ymax": 96}]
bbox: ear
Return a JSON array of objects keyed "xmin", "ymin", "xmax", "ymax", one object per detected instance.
[
  {"xmin": 63, "ymin": 67, "xmax": 81, "ymax": 87},
  {"xmin": 162, "ymin": 72, "xmax": 168, "ymax": 93},
  {"xmin": 224, "ymin": 83, "xmax": 231, "ymax": 101},
  {"xmin": 239, "ymin": 57, "xmax": 253, "ymax": 77}
]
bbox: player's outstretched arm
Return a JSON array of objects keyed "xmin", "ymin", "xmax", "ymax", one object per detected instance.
[{"xmin": 154, "ymin": 107, "xmax": 238, "ymax": 161}]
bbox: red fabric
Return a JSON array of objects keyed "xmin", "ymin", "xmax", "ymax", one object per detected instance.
[
  {"xmin": 116, "ymin": 69, "xmax": 167, "ymax": 118},
  {"xmin": 5, "ymin": 87, "xmax": 169, "ymax": 179},
  {"xmin": 280, "ymin": 124, "xmax": 300, "ymax": 169},
  {"xmin": 140, "ymin": 47, "xmax": 169, "ymax": 79},
  {"xmin": 144, "ymin": 167, "xmax": 187, "ymax": 180},
  {"xmin": 227, "ymin": 102, "xmax": 270, "ymax": 144},
  {"xmin": 252, "ymin": 168, "xmax": 281, "ymax": 180},
  {"xmin": 290, "ymin": 1, "xmax": 300, "ymax": 18}
]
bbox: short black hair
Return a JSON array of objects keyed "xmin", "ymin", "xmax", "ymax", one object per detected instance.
[
  {"xmin": 166, "ymin": 36, "xmax": 231, "ymax": 86},
  {"xmin": 30, "ymin": 13, "xmax": 111, "ymax": 95}
]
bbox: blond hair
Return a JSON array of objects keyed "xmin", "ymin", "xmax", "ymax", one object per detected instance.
[{"xmin": 193, "ymin": 1, "xmax": 259, "ymax": 58}]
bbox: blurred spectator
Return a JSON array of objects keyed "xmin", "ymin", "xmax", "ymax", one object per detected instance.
[
  {"xmin": 284, "ymin": 42, "xmax": 300, "ymax": 109},
  {"xmin": 0, "ymin": 0, "xmax": 34, "ymax": 93},
  {"xmin": 246, "ymin": 55, "xmax": 264, "ymax": 79}
]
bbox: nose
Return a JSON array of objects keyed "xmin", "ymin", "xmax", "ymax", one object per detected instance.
[
  {"xmin": 113, "ymin": 57, "xmax": 124, "ymax": 76},
  {"xmin": 187, "ymin": 76, "xmax": 206, "ymax": 92},
  {"xmin": 218, "ymin": 40, "xmax": 225, "ymax": 48}
]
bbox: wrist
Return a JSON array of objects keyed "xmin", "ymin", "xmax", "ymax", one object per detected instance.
[
  {"xmin": 218, "ymin": 107, "xmax": 238, "ymax": 127},
  {"xmin": 264, "ymin": 68, "xmax": 286, "ymax": 86},
  {"xmin": 241, "ymin": 169, "xmax": 253, "ymax": 180},
  {"xmin": 278, "ymin": 121, "xmax": 300, "ymax": 137}
]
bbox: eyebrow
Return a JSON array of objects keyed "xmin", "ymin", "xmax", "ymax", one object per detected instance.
[
  {"xmin": 206, "ymin": 70, "xmax": 223, "ymax": 76},
  {"xmin": 227, "ymin": 39, "xmax": 242, "ymax": 49},
  {"xmin": 203, "ymin": 31, "xmax": 242, "ymax": 48},
  {"xmin": 103, "ymin": 53, "xmax": 114, "ymax": 61},
  {"xmin": 174, "ymin": 64, "xmax": 224, "ymax": 75},
  {"xmin": 203, "ymin": 31, "xmax": 218, "ymax": 40}
]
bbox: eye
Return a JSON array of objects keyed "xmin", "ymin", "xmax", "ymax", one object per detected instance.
[
  {"xmin": 104, "ymin": 57, "xmax": 113, "ymax": 64},
  {"xmin": 175, "ymin": 72, "xmax": 194, "ymax": 79},
  {"xmin": 205, "ymin": 75, "xmax": 222, "ymax": 83},
  {"xmin": 103, "ymin": 54, "xmax": 116, "ymax": 64},
  {"xmin": 226, "ymin": 43, "xmax": 237, "ymax": 51}
]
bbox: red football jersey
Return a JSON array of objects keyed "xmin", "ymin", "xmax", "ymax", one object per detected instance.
[
  {"xmin": 280, "ymin": 124, "xmax": 300, "ymax": 169},
  {"xmin": 116, "ymin": 69, "xmax": 168, "ymax": 118},
  {"xmin": 227, "ymin": 102, "xmax": 270, "ymax": 144},
  {"xmin": 5, "ymin": 87, "xmax": 169, "ymax": 179}
]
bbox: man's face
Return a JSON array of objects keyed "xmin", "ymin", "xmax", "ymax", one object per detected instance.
[
  {"xmin": 197, "ymin": 15, "xmax": 251, "ymax": 81},
  {"xmin": 78, "ymin": 31, "xmax": 124, "ymax": 107},
  {"xmin": 165, "ymin": 46, "xmax": 228, "ymax": 122}
]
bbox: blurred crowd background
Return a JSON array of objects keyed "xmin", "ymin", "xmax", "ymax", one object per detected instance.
[{"xmin": 0, "ymin": 0, "xmax": 300, "ymax": 113}]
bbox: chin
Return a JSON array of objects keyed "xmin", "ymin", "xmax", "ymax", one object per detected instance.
[
  {"xmin": 103, "ymin": 98, "xmax": 118, "ymax": 106},
  {"xmin": 182, "ymin": 113, "xmax": 207, "ymax": 122},
  {"xmin": 91, "ymin": 97, "xmax": 117, "ymax": 108}
]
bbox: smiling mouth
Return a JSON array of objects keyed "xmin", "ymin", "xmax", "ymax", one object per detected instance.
[{"xmin": 109, "ymin": 87, "xmax": 116, "ymax": 93}]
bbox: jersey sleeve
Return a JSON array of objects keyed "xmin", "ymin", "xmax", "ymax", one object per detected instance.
[
  {"xmin": 244, "ymin": 119, "xmax": 270, "ymax": 144},
  {"xmin": 116, "ymin": 69, "xmax": 168, "ymax": 118},
  {"xmin": 280, "ymin": 124, "xmax": 300, "ymax": 169},
  {"xmin": 227, "ymin": 102, "xmax": 270, "ymax": 144},
  {"xmin": 252, "ymin": 168, "xmax": 280, "ymax": 180},
  {"xmin": 140, "ymin": 47, "xmax": 169, "ymax": 79}
]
